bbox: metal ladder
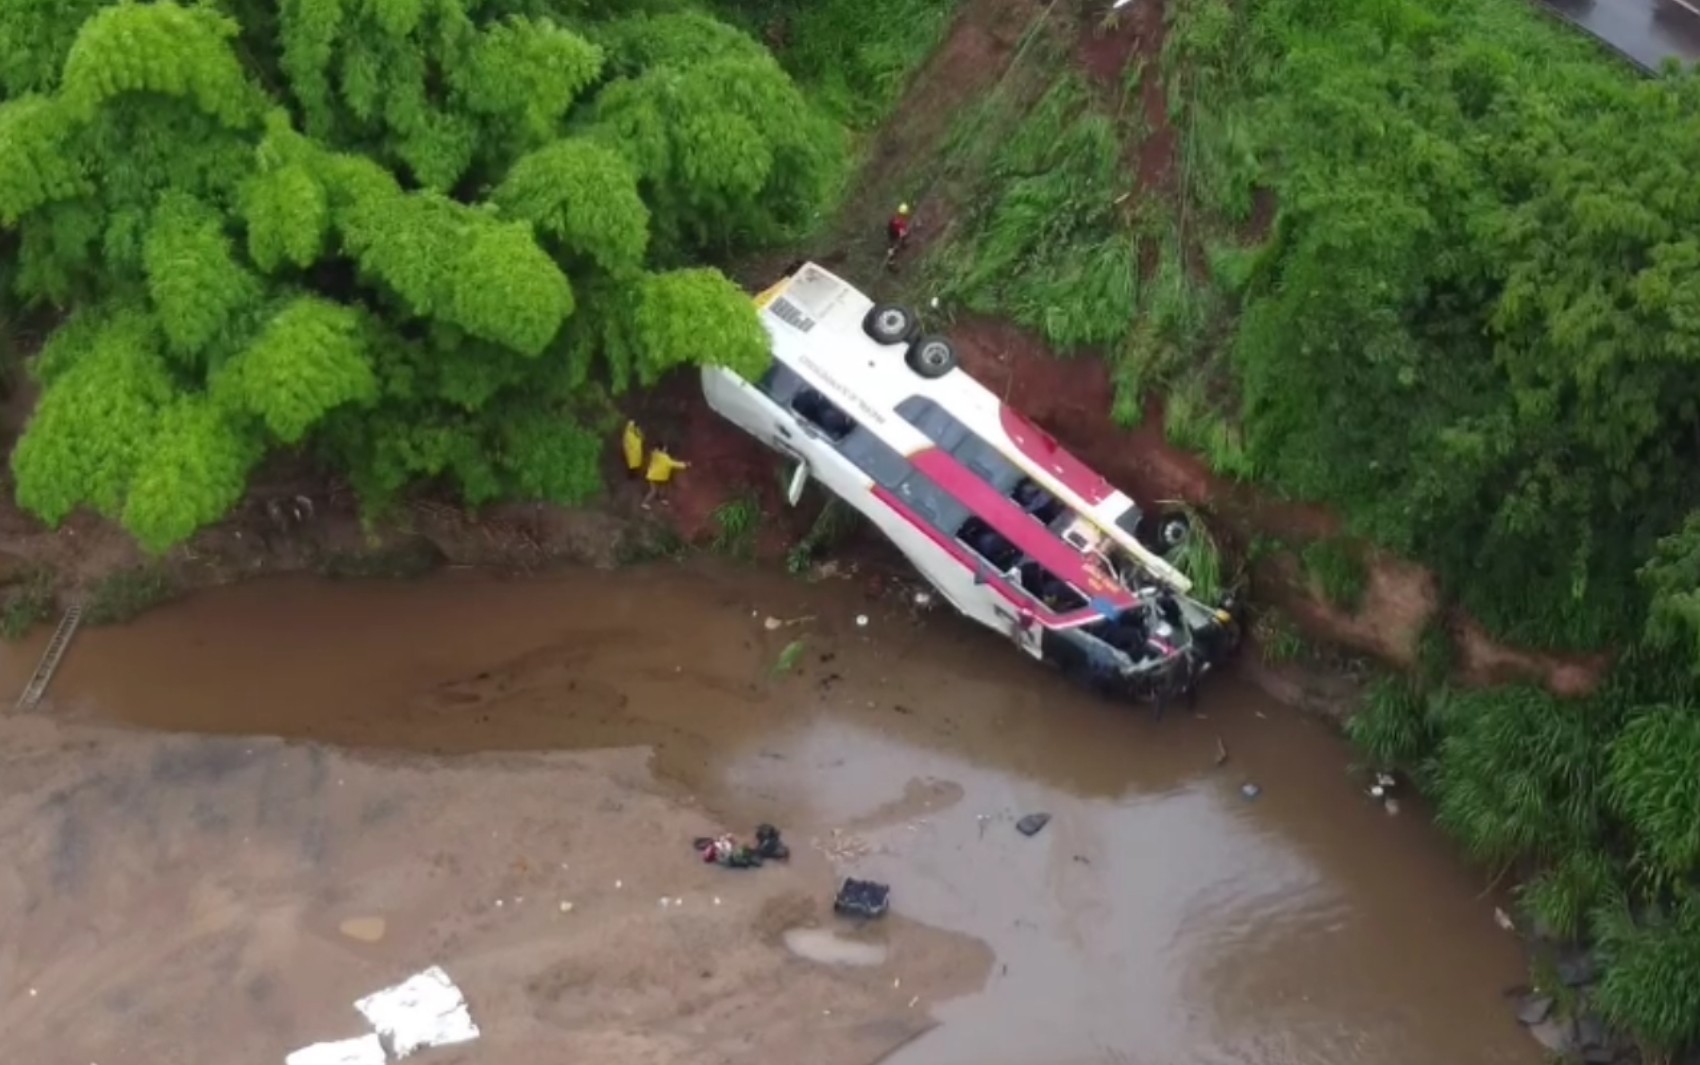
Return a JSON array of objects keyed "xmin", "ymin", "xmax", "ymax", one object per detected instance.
[{"xmin": 15, "ymin": 603, "xmax": 83, "ymax": 710}]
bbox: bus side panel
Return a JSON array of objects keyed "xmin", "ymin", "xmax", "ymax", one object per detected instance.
[{"xmin": 700, "ymin": 366, "xmax": 1035, "ymax": 659}]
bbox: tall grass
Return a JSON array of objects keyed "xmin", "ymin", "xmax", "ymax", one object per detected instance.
[{"xmin": 932, "ymin": 75, "xmax": 1138, "ymax": 353}]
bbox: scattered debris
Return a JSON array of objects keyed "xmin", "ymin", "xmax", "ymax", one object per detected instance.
[
  {"xmin": 1213, "ymin": 735, "xmax": 1229, "ymax": 768},
  {"xmin": 1015, "ymin": 813, "xmax": 1051, "ymax": 837},
  {"xmin": 1493, "ymin": 908, "xmax": 1515, "ymax": 933},
  {"xmin": 814, "ymin": 828, "xmax": 874, "ymax": 862},
  {"xmin": 834, "ymin": 878, "xmax": 891, "ymax": 919},
  {"xmin": 1383, "ymin": 799, "xmax": 1401, "ymax": 816},
  {"xmin": 558, "ymin": 901, "xmax": 573, "ymax": 913},
  {"xmin": 285, "ymin": 1034, "xmax": 386, "ymax": 1065},
  {"xmin": 764, "ymin": 615, "xmax": 816, "ymax": 631},
  {"xmin": 1240, "ymin": 783, "xmax": 1262, "ymax": 801},
  {"xmin": 353, "ymin": 966, "xmax": 480, "ymax": 1060},
  {"xmin": 695, "ymin": 823, "xmax": 792, "ymax": 869},
  {"xmin": 338, "ymin": 917, "xmax": 387, "ymax": 943},
  {"xmin": 855, "ymin": 614, "xmax": 870, "ymax": 628},
  {"xmin": 755, "ymin": 823, "xmax": 791, "ymax": 860},
  {"xmin": 774, "ymin": 639, "xmax": 807, "ymax": 674}
]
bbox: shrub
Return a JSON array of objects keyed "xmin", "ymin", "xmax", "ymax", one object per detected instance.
[
  {"xmin": 84, "ymin": 564, "xmax": 179, "ymax": 625},
  {"xmin": 1593, "ymin": 893, "xmax": 1700, "ymax": 1055},
  {"xmin": 1606, "ymin": 705, "xmax": 1700, "ymax": 885},
  {"xmin": 1428, "ymin": 686, "xmax": 1605, "ymax": 869},
  {"xmin": 1345, "ymin": 675, "xmax": 1433, "ymax": 770}
]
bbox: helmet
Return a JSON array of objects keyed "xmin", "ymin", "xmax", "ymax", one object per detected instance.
[{"xmin": 897, "ymin": 203, "xmax": 911, "ymax": 216}]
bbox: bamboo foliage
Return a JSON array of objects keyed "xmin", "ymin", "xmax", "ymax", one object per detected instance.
[{"xmin": 0, "ymin": 1, "xmax": 840, "ymax": 546}]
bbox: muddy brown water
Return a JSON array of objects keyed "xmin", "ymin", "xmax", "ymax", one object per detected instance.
[{"xmin": 0, "ymin": 561, "xmax": 1539, "ymax": 1065}]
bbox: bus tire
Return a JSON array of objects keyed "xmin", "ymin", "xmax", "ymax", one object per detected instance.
[
  {"xmin": 863, "ymin": 304, "xmax": 916, "ymax": 345},
  {"xmin": 907, "ymin": 335, "xmax": 958, "ymax": 378},
  {"xmin": 1144, "ymin": 509, "xmax": 1191, "ymax": 555}
]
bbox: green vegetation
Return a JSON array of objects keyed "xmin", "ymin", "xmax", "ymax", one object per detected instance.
[
  {"xmin": 84, "ymin": 564, "xmax": 179, "ymax": 625},
  {"xmin": 319, "ymin": 539, "xmax": 444, "ymax": 580},
  {"xmin": 0, "ymin": 566, "xmax": 55, "ymax": 639},
  {"xmin": 786, "ymin": 496, "xmax": 859, "ymax": 574},
  {"xmin": 1300, "ymin": 538, "xmax": 1366, "ymax": 613},
  {"xmin": 710, "ymin": 492, "xmax": 761, "ymax": 556},
  {"xmin": 0, "ymin": 0, "xmax": 848, "ymax": 551},
  {"xmin": 708, "ymin": 0, "xmax": 961, "ymax": 128}
]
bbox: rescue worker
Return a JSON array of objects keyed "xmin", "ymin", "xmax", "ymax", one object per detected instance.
[
  {"xmin": 885, "ymin": 203, "xmax": 912, "ymax": 269},
  {"xmin": 641, "ymin": 446, "xmax": 688, "ymax": 508}
]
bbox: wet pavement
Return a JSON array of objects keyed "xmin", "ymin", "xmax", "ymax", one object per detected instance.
[
  {"xmin": 1538, "ymin": 0, "xmax": 1700, "ymax": 70},
  {"xmin": 0, "ymin": 561, "xmax": 1542, "ymax": 1065}
]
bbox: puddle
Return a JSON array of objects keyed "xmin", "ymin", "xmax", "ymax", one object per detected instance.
[{"xmin": 783, "ymin": 927, "xmax": 890, "ymax": 967}]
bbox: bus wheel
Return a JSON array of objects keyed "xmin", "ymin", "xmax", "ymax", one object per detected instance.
[
  {"xmin": 863, "ymin": 304, "xmax": 916, "ymax": 345},
  {"xmin": 1151, "ymin": 510, "xmax": 1191, "ymax": 554},
  {"xmin": 907, "ymin": 335, "xmax": 958, "ymax": 378}
]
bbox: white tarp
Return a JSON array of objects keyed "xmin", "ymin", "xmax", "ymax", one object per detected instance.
[
  {"xmin": 284, "ymin": 1034, "xmax": 386, "ymax": 1065},
  {"xmin": 353, "ymin": 966, "xmax": 481, "ymax": 1059}
]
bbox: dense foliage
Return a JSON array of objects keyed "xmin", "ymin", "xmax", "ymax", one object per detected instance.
[
  {"xmin": 0, "ymin": 0, "xmax": 844, "ymax": 548},
  {"xmin": 707, "ymin": 0, "xmax": 960, "ymax": 127}
]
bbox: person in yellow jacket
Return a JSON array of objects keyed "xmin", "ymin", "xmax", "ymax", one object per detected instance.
[
  {"xmin": 645, "ymin": 448, "xmax": 688, "ymax": 484},
  {"xmin": 624, "ymin": 420, "xmax": 689, "ymax": 505}
]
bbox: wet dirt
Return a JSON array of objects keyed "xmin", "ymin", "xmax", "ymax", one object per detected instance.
[{"xmin": 1, "ymin": 561, "xmax": 1543, "ymax": 1065}]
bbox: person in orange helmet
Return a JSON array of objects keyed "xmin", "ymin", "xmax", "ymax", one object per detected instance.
[{"xmin": 886, "ymin": 202, "xmax": 912, "ymax": 252}]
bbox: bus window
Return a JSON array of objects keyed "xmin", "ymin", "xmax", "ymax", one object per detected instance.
[
  {"xmin": 894, "ymin": 471, "xmax": 971, "ymax": 533},
  {"xmin": 792, "ymin": 387, "xmax": 856, "ymax": 441},
  {"xmin": 756, "ymin": 362, "xmax": 806, "ymax": 404},
  {"xmin": 899, "ymin": 396, "xmax": 1023, "ymax": 491},
  {"xmin": 838, "ymin": 425, "xmax": 912, "ymax": 489},
  {"xmin": 1012, "ymin": 478, "xmax": 1065, "ymax": 524},
  {"xmin": 896, "ymin": 396, "xmax": 969, "ymax": 451},
  {"xmin": 954, "ymin": 438, "xmax": 1024, "ymax": 494},
  {"xmin": 957, "ymin": 516, "xmax": 1021, "ymax": 572},
  {"xmin": 1015, "ymin": 561, "xmax": 1086, "ymax": 613}
]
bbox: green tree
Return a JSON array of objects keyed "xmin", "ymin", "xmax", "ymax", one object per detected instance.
[{"xmin": 0, "ymin": 1, "xmax": 840, "ymax": 548}]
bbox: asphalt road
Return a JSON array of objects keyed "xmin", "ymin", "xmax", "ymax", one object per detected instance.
[{"xmin": 1539, "ymin": 0, "xmax": 1700, "ymax": 71}]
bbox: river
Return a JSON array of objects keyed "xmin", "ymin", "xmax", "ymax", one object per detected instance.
[{"xmin": 0, "ymin": 560, "xmax": 1540, "ymax": 1065}]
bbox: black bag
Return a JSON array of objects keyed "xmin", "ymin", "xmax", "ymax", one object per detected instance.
[{"xmin": 834, "ymin": 878, "xmax": 890, "ymax": 919}]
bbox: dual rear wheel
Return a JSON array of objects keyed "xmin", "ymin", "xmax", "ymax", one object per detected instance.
[{"xmin": 862, "ymin": 303, "xmax": 957, "ymax": 379}]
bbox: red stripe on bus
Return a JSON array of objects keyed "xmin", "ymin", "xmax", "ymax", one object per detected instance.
[
  {"xmin": 997, "ymin": 406, "xmax": 1116, "ymax": 505},
  {"xmin": 906, "ymin": 447, "xmax": 1135, "ymax": 608},
  {"xmin": 870, "ymin": 486, "xmax": 1061, "ymax": 621}
]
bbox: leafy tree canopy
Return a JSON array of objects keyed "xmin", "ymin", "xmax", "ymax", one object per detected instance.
[{"xmin": 0, "ymin": 0, "xmax": 838, "ymax": 547}]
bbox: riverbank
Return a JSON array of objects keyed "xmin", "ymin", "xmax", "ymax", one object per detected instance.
[{"xmin": 0, "ymin": 560, "xmax": 1543, "ymax": 1065}]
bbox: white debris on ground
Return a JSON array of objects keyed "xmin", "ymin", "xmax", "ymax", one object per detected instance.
[
  {"xmin": 284, "ymin": 1034, "xmax": 386, "ymax": 1065},
  {"xmin": 812, "ymin": 828, "xmax": 876, "ymax": 863},
  {"xmin": 353, "ymin": 966, "xmax": 480, "ymax": 1060}
]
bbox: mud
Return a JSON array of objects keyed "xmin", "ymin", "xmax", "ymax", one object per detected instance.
[{"xmin": 2, "ymin": 561, "xmax": 1543, "ymax": 1065}]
